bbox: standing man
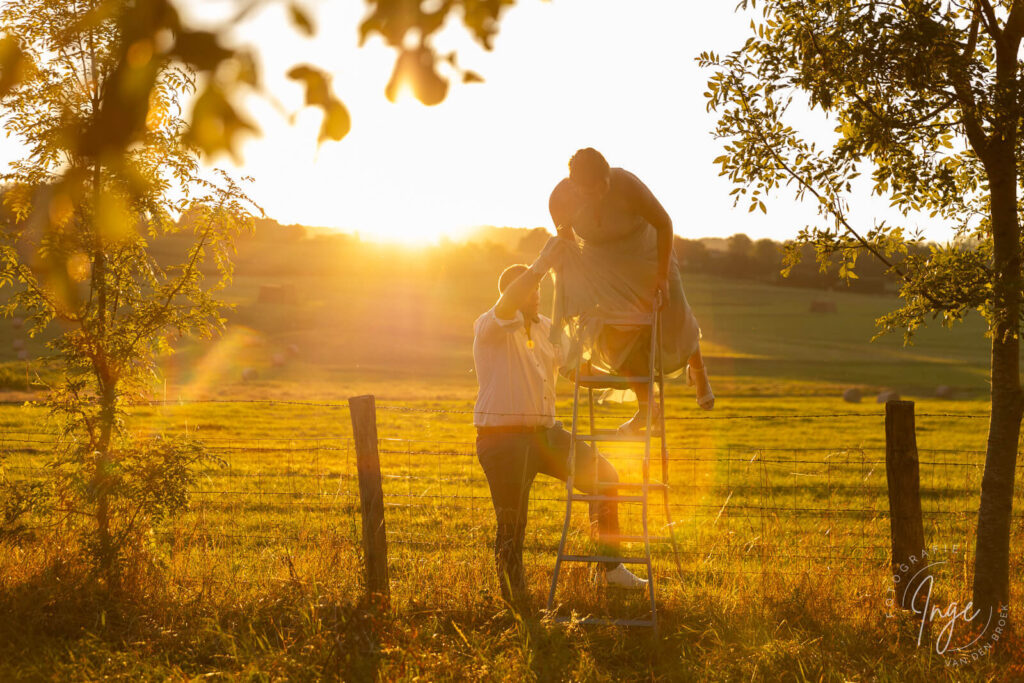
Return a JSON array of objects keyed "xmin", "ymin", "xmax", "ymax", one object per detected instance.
[{"xmin": 473, "ymin": 236, "xmax": 647, "ymax": 608}]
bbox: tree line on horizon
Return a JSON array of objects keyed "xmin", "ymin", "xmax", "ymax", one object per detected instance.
[
  {"xmin": 235, "ymin": 217, "xmax": 921, "ymax": 295},
  {"xmin": 0, "ymin": 193, "xmax": 949, "ymax": 297}
]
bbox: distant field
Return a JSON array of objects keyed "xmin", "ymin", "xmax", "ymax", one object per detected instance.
[
  {"xmin": 0, "ymin": 257, "xmax": 993, "ymax": 398},
  {"xmin": 2, "ymin": 393, "xmax": 1021, "ymax": 679},
  {"xmin": 59, "ymin": 268, "xmax": 992, "ymax": 398},
  {"xmin": 2, "ymin": 265, "xmax": 1021, "ymax": 680}
]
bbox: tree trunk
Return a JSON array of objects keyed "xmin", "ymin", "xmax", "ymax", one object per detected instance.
[
  {"xmin": 89, "ymin": 161, "xmax": 117, "ymax": 585},
  {"xmin": 94, "ymin": 379, "xmax": 117, "ymax": 584},
  {"xmin": 973, "ymin": 114, "xmax": 1023, "ymax": 615}
]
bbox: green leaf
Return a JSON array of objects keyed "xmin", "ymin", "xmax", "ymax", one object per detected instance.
[
  {"xmin": 287, "ymin": 64, "xmax": 330, "ymax": 107},
  {"xmin": 288, "ymin": 3, "xmax": 316, "ymax": 36},
  {"xmin": 287, "ymin": 65, "xmax": 350, "ymax": 142},
  {"xmin": 0, "ymin": 36, "xmax": 29, "ymax": 95},
  {"xmin": 184, "ymin": 84, "xmax": 258, "ymax": 160},
  {"xmin": 385, "ymin": 47, "xmax": 448, "ymax": 106},
  {"xmin": 173, "ymin": 30, "xmax": 233, "ymax": 71},
  {"xmin": 319, "ymin": 100, "xmax": 351, "ymax": 142}
]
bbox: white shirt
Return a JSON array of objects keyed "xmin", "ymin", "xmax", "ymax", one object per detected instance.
[{"xmin": 473, "ymin": 307, "xmax": 568, "ymax": 428}]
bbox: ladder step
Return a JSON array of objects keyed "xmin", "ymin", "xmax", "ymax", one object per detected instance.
[
  {"xmin": 577, "ymin": 375, "xmax": 656, "ymax": 387},
  {"xmin": 596, "ymin": 481, "xmax": 668, "ymax": 491},
  {"xmin": 570, "ymin": 494, "xmax": 645, "ymax": 503},
  {"xmin": 559, "ymin": 554, "xmax": 649, "ymax": 565},
  {"xmin": 597, "ymin": 534, "xmax": 672, "ymax": 543},
  {"xmin": 554, "ymin": 616, "xmax": 655, "ymax": 627}
]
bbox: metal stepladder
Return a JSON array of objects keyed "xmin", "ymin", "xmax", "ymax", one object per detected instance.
[{"xmin": 546, "ymin": 301, "xmax": 682, "ymax": 629}]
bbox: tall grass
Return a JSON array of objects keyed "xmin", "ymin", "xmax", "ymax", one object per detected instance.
[{"xmin": 1, "ymin": 395, "xmax": 1021, "ymax": 680}]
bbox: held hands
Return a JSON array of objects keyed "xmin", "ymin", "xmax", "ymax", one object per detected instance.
[
  {"xmin": 556, "ymin": 225, "xmax": 575, "ymax": 241},
  {"xmin": 528, "ymin": 235, "xmax": 570, "ymax": 275}
]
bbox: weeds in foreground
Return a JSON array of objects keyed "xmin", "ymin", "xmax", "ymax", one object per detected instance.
[{"xmin": 1, "ymin": 535, "xmax": 1021, "ymax": 681}]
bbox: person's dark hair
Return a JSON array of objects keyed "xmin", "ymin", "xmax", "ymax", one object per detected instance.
[
  {"xmin": 498, "ymin": 264, "xmax": 529, "ymax": 294},
  {"xmin": 569, "ymin": 147, "xmax": 610, "ymax": 188}
]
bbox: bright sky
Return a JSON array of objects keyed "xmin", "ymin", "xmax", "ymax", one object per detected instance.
[
  {"xmin": 210, "ymin": 0, "xmax": 823, "ymax": 244},
  {"xmin": 0, "ymin": 0, "xmax": 934, "ymax": 246}
]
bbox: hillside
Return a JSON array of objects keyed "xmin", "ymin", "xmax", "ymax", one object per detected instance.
[{"xmin": 0, "ymin": 225, "xmax": 991, "ymax": 401}]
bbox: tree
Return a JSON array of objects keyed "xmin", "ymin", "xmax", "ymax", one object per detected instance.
[
  {"xmin": 704, "ymin": 0, "xmax": 1022, "ymax": 616},
  {"xmin": 753, "ymin": 238, "xmax": 782, "ymax": 280},
  {"xmin": 674, "ymin": 236, "xmax": 711, "ymax": 271},
  {"xmin": 0, "ymin": 0, "xmax": 258, "ymax": 582},
  {"xmin": 726, "ymin": 232, "xmax": 755, "ymax": 277}
]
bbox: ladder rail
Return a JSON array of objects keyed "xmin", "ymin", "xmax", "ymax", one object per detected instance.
[
  {"xmin": 547, "ymin": 351, "xmax": 583, "ymax": 611},
  {"xmin": 642, "ymin": 302, "xmax": 658, "ymax": 626},
  {"xmin": 657, "ymin": 301, "xmax": 684, "ymax": 579},
  {"xmin": 548, "ymin": 304, "xmax": 665, "ymax": 630}
]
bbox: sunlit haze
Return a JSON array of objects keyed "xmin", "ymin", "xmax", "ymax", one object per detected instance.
[
  {"xmin": 161, "ymin": 1, "xmax": 759, "ymax": 243},
  {"xmin": 0, "ymin": 0, "xmax": 935, "ymax": 246}
]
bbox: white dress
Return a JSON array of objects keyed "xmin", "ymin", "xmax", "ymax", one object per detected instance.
[{"xmin": 550, "ymin": 168, "xmax": 701, "ymax": 377}]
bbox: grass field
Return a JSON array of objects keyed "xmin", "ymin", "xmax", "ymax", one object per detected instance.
[{"xmin": 1, "ymin": 266, "xmax": 1022, "ymax": 680}]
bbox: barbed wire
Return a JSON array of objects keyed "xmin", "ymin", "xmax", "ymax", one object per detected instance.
[
  {"xmin": 0, "ymin": 438, "xmax": 1009, "ymax": 464},
  {"xmin": 384, "ymin": 407, "xmax": 992, "ymax": 422},
  {"xmin": 3, "ymin": 399, "xmax": 1015, "ymax": 607},
  {"xmin": 0, "ymin": 396, "xmax": 995, "ymax": 421}
]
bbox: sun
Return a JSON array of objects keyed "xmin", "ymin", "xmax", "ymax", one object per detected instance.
[
  {"xmin": 237, "ymin": 85, "xmax": 506, "ymax": 246},
  {"xmin": 219, "ymin": 17, "xmax": 565, "ymax": 248}
]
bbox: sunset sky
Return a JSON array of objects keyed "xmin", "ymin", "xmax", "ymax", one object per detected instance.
[
  {"xmin": 198, "ymin": 0, "xmax": 835, "ymax": 244},
  {"xmin": 1, "ymin": 0, "xmax": 930, "ymax": 245}
]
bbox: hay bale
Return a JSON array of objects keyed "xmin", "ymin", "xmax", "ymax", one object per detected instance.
[
  {"xmin": 876, "ymin": 389, "xmax": 900, "ymax": 403},
  {"xmin": 16, "ymin": 350, "xmax": 28, "ymax": 361},
  {"xmin": 12, "ymin": 338, "xmax": 24, "ymax": 350},
  {"xmin": 809, "ymin": 300, "xmax": 838, "ymax": 314},
  {"xmin": 934, "ymin": 385, "xmax": 954, "ymax": 399},
  {"xmin": 286, "ymin": 343, "xmax": 300, "ymax": 357},
  {"xmin": 842, "ymin": 387, "xmax": 862, "ymax": 403},
  {"xmin": 241, "ymin": 367, "xmax": 258, "ymax": 382},
  {"xmin": 11, "ymin": 317, "xmax": 23, "ymax": 329},
  {"xmin": 257, "ymin": 284, "xmax": 298, "ymax": 305},
  {"xmin": 271, "ymin": 352, "xmax": 287, "ymax": 367}
]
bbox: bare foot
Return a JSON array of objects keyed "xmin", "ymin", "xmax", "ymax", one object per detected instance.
[{"xmin": 687, "ymin": 364, "xmax": 715, "ymax": 410}]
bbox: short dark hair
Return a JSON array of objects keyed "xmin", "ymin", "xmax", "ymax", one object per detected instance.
[
  {"xmin": 568, "ymin": 147, "xmax": 610, "ymax": 188},
  {"xmin": 498, "ymin": 264, "xmax": 529, "ymax": 294}
]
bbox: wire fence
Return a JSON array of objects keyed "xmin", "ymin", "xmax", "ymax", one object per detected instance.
[{"xmin": 2, "ymin": 400, "xmax": 1023, "ymax": 606}]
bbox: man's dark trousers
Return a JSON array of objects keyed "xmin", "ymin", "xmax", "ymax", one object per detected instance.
[{"xmin": 476, "ymin": 423, "xmax": 620, "ymax": 604}]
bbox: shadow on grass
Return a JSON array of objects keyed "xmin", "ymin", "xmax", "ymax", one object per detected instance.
[{"xmin": 2, "ymin": 557, "xmax": 1020, "ymax": 681}]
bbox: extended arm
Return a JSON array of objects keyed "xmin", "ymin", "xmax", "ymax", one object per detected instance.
[
  {"xmin": 494, "ymin": 236, "xmax": 567, "ymax": 320},
  {"xmin": 621, "ymin": 170, "xmax": 673, "ymax": 296},
  {"xmin": 549, "ymin": 179, "xmax": 576, "ymax": 241},
  {"xmin": 494, "ymin": 268, "xmax": 544, "ymax": 320}
]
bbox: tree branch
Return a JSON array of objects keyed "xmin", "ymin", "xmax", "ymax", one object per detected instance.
[
  {"xmin": 728, "ymin": 85, "xmax": 960, "ymax": 310},
  {"xmin": 803, "ymin": 27, "xmax": 956, "ymax": 132},
  {"xmin": 123, "ymin": 221, "xmax": 215, "ymax": 359},
  {"xmin": 1004, "ymin": 0, "xmax": 1024, "ymax": 43},
  {"xmin": 949, "ymin": 69, "xmax": 991, "ymax": 160},
  {"xmin": 737, "ymin": 99, "xmax": 902, "ymax": 275},
  {"xmin": 964, "ymin": 5, "xmax": 980, "ymax": 60},
  {"xmin": 976, "ymin": 0, "xmax": 1002, "ymax": 41}
]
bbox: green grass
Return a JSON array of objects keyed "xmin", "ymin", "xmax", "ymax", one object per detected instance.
[{"xmin": 0, "ymin": 270, "xmax": 1022, "ymax": 680}]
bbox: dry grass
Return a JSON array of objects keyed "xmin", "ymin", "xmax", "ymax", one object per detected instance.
[
  {"xmin": 1, "ymin": 391, "xmax": 1022, "ymax": 680},
  {"xmin": 0, "ymin": 267, "xmax": 1021, "ymax": 679}
]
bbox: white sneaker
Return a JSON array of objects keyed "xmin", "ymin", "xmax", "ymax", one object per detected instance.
[{"xmin": 604, "ymin": 564, "xmax": 648, "ymax": 589}]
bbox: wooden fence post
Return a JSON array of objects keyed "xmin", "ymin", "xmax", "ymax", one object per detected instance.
[
  {"xmin": 885, "ymin": 400, "xmax": 929, "ymax": 610},
  {"xmin": 348, "ymin": 394, "xmax": 390, "ymax": 606}
]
